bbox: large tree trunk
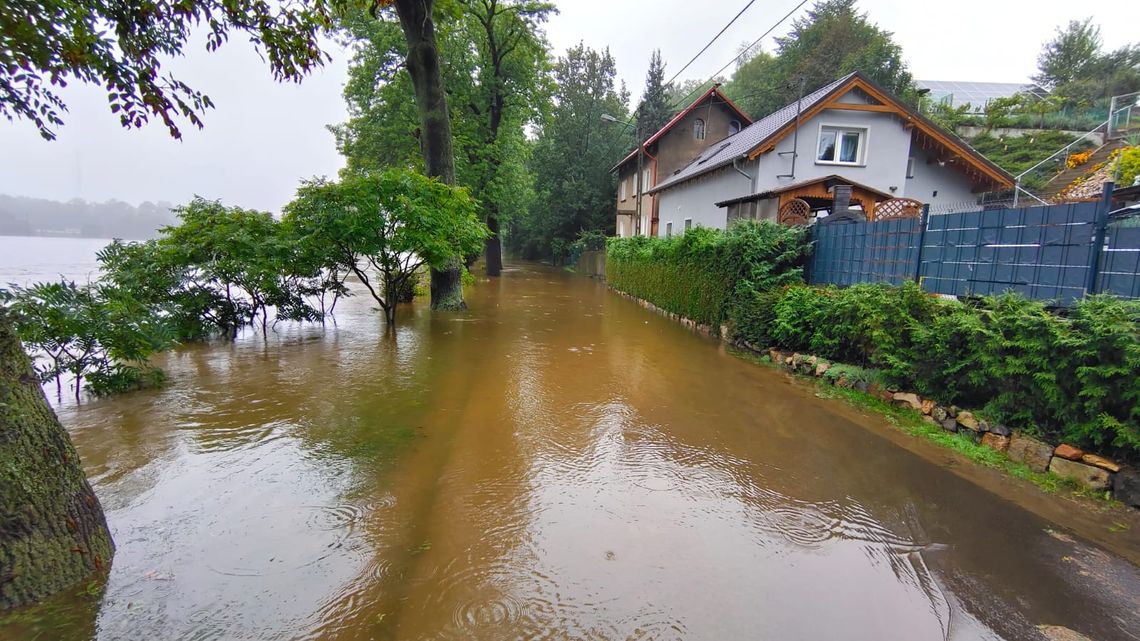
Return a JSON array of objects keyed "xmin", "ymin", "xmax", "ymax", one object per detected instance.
[
  {"xmin": 0, "ymin": 309, "xmax": 113, "ymax": 610},
  {"xmin": 394, "ymin": 0, "xmax": 466, "ymax": 310}
]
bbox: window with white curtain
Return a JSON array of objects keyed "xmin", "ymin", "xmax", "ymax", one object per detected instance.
[{"xmin": 817, "ymin": 126, "xmax": 866, "ymax": 165}]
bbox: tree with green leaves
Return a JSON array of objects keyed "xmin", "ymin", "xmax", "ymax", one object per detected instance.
[
  {"xmin": 284, "ymin": 169, "xmax": 487, "ymax": 325},
  {"xmin": 637, "ymin": 49, "xmax": 673, "ymax": 136},
  {"xmin": 334, "ymin": 0, "xmax": 551, "ymax": 277},
  {"xmin": 1, "ymin": 281, "xmax": 172, "ymax": 400},
  {"xmin": 724, "ymin": 0, "xmax": 914, "ymax": 118},
  {"xmin": 461, "ymin": 0, "xmax": 553, "ymax": 276},
  {"xmin": 1033, "ymin": 18, "xmax": 1103, "ymax": 89},
  {"xmin": 381, "ymin": 0, "xmax": 472, "ymax": 309},
  {"xmin": 721, "ymin": 45, "xmax": 775, "ymax": 119},
  {"xmin": 1033, "ymin": 18, "xmax": 1140, "ymax": 105},
  {"xmin": 1, "ymin": 0, "xmax": 333, "ymax": 140},
  {"xmin": 511, "ymin": 44, "xmax": 629, "ymax": 258},
  {"xmin": 159, "ymin": 199, "xmax": 318, "ymax": 336},
  {"xmin": 667, "ymin": 77, "xmax": 720, "ymax": 108}
]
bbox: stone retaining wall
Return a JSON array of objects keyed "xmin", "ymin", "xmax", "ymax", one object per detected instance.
[{"xmin": 761, "ymin": 346, "xmax": 1140, "ymax": 510}]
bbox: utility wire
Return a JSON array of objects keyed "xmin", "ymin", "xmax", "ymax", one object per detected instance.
[
  {"xmin": 623, "ymin": 0, "xmax": 764, "ymax": 129},
  {"xmin": 667, "ymin": 0, "xmax": 810, "ymax": 112},
  {"xmin": 664, "ymin": 0, "xmax": 760, "ymax": 88}
]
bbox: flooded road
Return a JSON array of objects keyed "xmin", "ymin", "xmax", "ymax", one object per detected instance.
[{"xmin": 5, "ymin": 259, "xmax": 1140, "ymax": 640}]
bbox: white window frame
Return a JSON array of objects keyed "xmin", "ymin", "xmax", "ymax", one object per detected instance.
[
  {"xmin": 815, "ymin": 124, "xmax": 867, "ymax": 166},
  {"xmin": 619, "ymin": 176, "xmax": 627, "ymax": 201},
  {"xmin": 642, "ymin": 167, "xmax": 651, "ymax": 191},
  {"xmin": 666, "ymin": 221, "xmax": 673, "ymax": 237},
  {"xmin": 684, "ymin": 218, "xmax": 692, "ymax": 232},
  {"xmin": 729, "ymin": 120, "xmax": 741, "ymax": 136},
  {"xmin": 693, "ymin": 118, "xmax": 706, "ymax": 140},
  {"xmin": 906, "ymin": 156, "xmax": 916, "ymax": 179}
]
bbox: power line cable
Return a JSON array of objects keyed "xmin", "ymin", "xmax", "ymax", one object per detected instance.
[
  {"xmin": 624, "ymin": 0, "xmax": 764, "ymax": 129},
  {"xmin": 665, "ymin": 0, "xmax": 816, "ymax": 111},
  {"xmin": 664, "ymin": 0, "xmax": 760, "ymax": 88}
]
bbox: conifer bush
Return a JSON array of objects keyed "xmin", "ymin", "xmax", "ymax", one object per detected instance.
[{"xmin": 751, "ymin": 285, "xmax": 1140, "ymax": 461}]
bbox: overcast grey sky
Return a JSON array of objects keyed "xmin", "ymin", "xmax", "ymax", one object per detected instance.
[{"xmin": 0, "ymin": 0, "xmax": 1135, "ymax": 213}]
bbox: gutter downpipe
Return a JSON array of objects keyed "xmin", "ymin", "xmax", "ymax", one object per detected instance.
[
  {"xmin": 644, "ymin": 146, "xmax": 659, "ymax": 236},
  {"xmin": 732, "ymin": 156, "xmax": 755, "ymax": 191}
]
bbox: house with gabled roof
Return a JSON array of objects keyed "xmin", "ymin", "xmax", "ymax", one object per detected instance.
[
  {"xmin": 612, "ymin": 85, "xmax": 752, "ymax": 237},
  {"xmin": 646, "ymin": 72, "xmax": 1015, "ymax": 236}
]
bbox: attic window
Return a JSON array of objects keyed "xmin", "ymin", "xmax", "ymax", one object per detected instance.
[
  {"xmin": 693, "ymin": 118, "xmax": 706, "ymax": 140},
  {"xmin": 729, "ymin": 120, "xmax": 741, "ymax": 135}
]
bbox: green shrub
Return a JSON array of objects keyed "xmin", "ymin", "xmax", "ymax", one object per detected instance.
[
  {"xmin": 767, "ymin": 284, "xmax": 829, "ymax": 353},
  {"xmin": 1055, "ymin": 296, "xmax": 1140, "ymax": 453},
  {"xmin": 902, "ymin": 297, "xmax": 998, "ymax": 405},
  {"xmin": 748, "ymin": 283, "xmax": 1140, "ymax": 462},
  {"xmin": 606, "ymin": 221, "xmax": 810, "ymax": 327},
  {"xmin": 762, "ymin": 282, "xmax": 936, "ymax": 372}
]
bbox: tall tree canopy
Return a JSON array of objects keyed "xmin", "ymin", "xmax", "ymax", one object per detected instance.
[
  {"xmin": 724, "ymin": 0, "xmax": 913, "ymax": 118},
  {"xmin": 1033, "ymin": 18, "xmax": 1140, "ymax": 105},
  {"xmin": 636, "ymin": 49, "xmax": 673, "ymax": 136},
  {"xmin": 334, "ymin": 0, "xmax": 552, "ymax": 275},
  {"xmin": 0, "ymin": 0, "xmax": 332, "ymax": 140},
  {"xmin": 510, "ymin": 44, "xmax": 629, "ymax": 258}
]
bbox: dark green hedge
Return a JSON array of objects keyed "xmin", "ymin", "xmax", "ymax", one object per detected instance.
[
  {"xmin": 605, "ymin": 221, "xmax": 811, "ymax": 327},
  {"xmin": 742, "ymin": 283, "xmax": 1140, "ymax": 461}
]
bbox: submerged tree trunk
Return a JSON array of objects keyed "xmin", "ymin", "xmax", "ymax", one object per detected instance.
[
  {"xmin": 393, "ymin": 0, "xmax": 466, "ymax": 310},
  {"xmin": 0, "ymin": 309, "xmax": 113, "ymax": 611},
  {"xmin": 484, "ymin": 215, "xmax": 503, "ymax": 276}
]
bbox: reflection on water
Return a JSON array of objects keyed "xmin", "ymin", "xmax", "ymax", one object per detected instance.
[{"xmin": 2, "ymin": 244, "xmax": 1139, "ymax": 640}]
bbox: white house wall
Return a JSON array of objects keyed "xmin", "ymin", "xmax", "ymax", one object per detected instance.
[
  {"xmin": 755, "ymin": 108, "xmax": 912, "ymax": 197},
  {"xmin": 656, "ymin": 165, "xmax": 753, "ymax": 235},
  {"xmin": 653, "ymin": 94, "xmax": 993, "ymax": 232},
  {"xmin": 905, "ymin": 144, "xmax": 980, "ymax": 209}
]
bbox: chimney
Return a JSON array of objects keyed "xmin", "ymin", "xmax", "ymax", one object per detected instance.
[{"xmin": 831, "ymin": 184, "xmax": 852, "ymax": 217}]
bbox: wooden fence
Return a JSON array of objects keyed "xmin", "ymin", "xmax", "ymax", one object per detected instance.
[{"xmin": 808, "ymin": 185, "xmax": 1138, "ymax": 305}]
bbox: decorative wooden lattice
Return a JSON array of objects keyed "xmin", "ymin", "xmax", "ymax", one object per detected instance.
[
  {"xmin": 778, "ymin": 198, "xmax": 811, "ymax": 226},
  {"xmin": 873, "ymin": 198, "xmax": 923, "ymax": 221}
]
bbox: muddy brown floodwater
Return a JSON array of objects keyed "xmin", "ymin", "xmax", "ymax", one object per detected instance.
[{"xmin": 4, "ymin": 262, "xmax": 1140, "ymax": 641}]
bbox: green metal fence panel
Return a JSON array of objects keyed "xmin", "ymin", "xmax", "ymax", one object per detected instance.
[
  {"xmin": 1098, "ymin": 225, "xmax": 1140, "ymax": 299},
  {"xmin": 918, "ymin": 202, "xmax": 1100, "ymax": 305},
  {"xmin": 808, "ymin": 217, "xmax": 922, "ymax": 286},
  {"xmin": 808, "ymin": 199, "xmax": 1140, "ymax": 305}
]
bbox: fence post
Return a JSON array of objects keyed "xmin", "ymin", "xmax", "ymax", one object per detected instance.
[
  {"xmin": 1086, "ymin": 181, "xmax": 1115, "ymax": 296},
  {"xmin": 913, "ymin": 204, "xmax": 930, "ymax": 286}
]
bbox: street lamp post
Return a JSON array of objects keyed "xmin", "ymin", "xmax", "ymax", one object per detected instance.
[{"xmin": 602, "ymin": 114, "xmax": 644, "ymax": 237}]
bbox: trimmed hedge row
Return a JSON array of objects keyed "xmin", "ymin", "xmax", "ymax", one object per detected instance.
[
  {"xmin": 605, "ymin": 222, "xmax": 811, "ymax": 327},
  {"xmin": 738, "ymin": 283, "xmax": 1140, "ymax": 461}
]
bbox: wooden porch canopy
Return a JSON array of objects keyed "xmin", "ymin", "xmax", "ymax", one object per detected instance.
[{"xmin": 715, "ymin": 175, "xmax": 895, "ymax": 218}]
